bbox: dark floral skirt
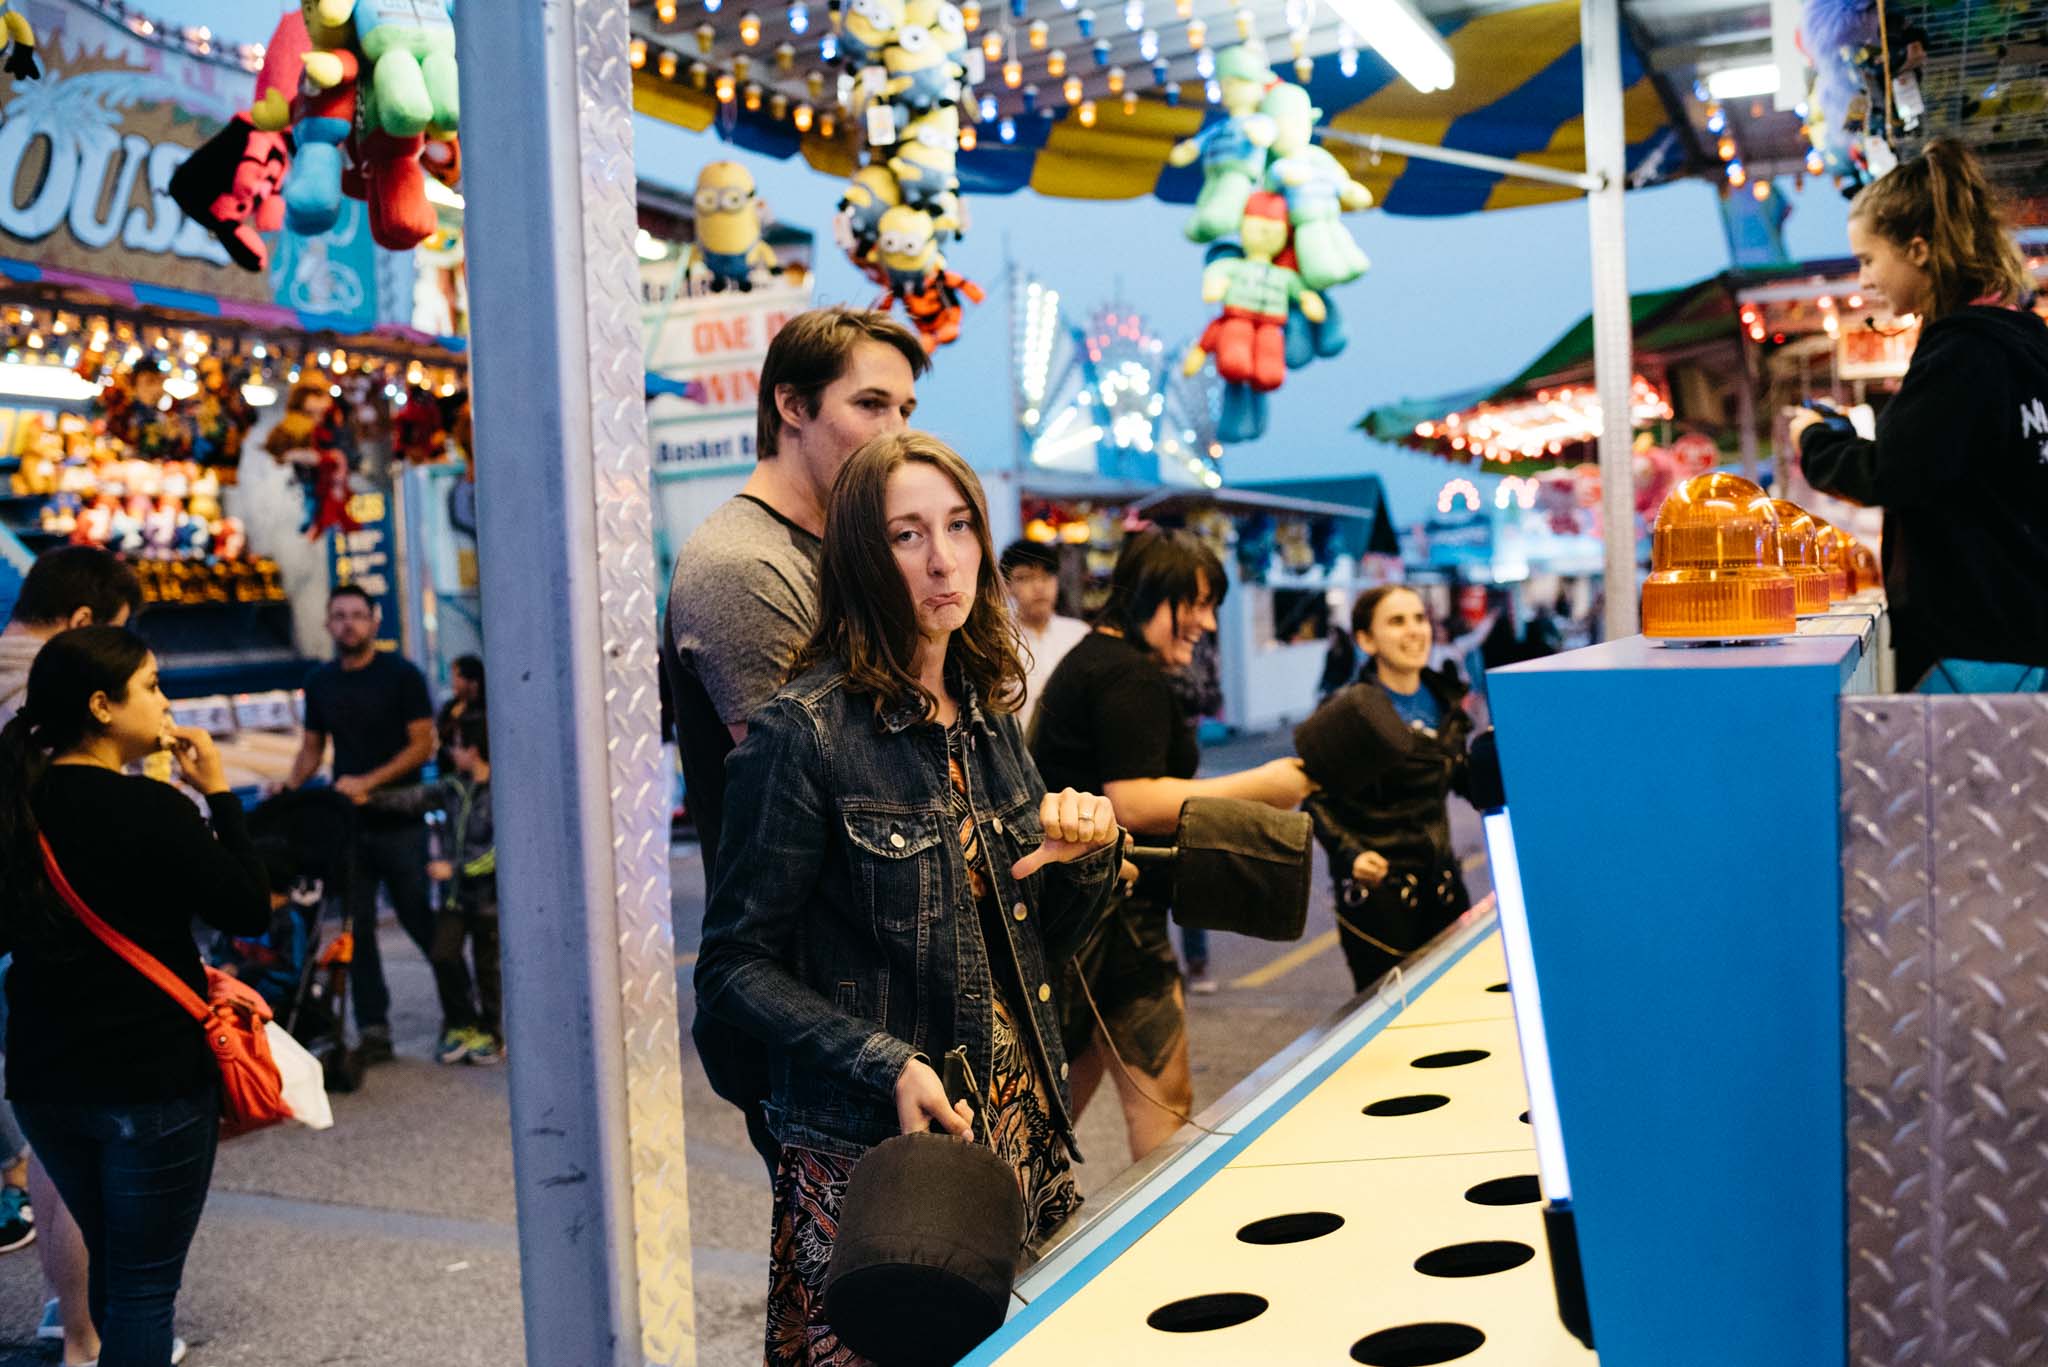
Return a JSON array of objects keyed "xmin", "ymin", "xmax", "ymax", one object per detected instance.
[{"xmin": 762, "ymin": 1000, "xmax": 1079, "ymax": 1367}]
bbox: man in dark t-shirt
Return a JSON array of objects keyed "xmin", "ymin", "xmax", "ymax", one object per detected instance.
[{"xmin": 288, "ymin": 586, "xmax": 439, "ymax": 1062}]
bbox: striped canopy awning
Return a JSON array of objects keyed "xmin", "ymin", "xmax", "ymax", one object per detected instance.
[{"xmin": 632, "ymin": 0, "xmax": 1683, "ymax": 216}]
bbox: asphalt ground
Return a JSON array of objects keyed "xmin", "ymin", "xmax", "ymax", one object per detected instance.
[{"xmin": 0, "ymin": 730, "xmax": 1486, "ymax": 1367}]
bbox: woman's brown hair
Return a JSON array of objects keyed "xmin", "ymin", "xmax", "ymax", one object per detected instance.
[
  {"xmin": 792, "ymin": 431, "xmax": 1027, "ymax": 719},
  {"xmin": 1850, "ymin": 138, "xmax": 2031, "ymax": 321}
]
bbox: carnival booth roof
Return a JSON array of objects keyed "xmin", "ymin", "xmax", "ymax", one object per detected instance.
[{"xmin": 630, "ymin": 0, "xmax": 1685, "ymax": 215}]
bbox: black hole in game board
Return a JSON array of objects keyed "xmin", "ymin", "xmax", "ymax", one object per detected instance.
[
  {"xmin": 1147, "ymin": 1293, "xmax": 1268, "ymax": 1334},
  {"xmin": 1485, "ymin": 981, "xmax": 1509, "ymax": 993},
  {"xmin": 1519, "ymin": 1110, "xmax": 1530, "ymax": 1124},
  {"xmin": 1236, "ymin": 1211, "xmax": 1345, "ymax": 1245},
  {"xmin": 1464, "ymin": 1175, "xmax": 1542, "ymax": 1207},
  {"xmin": 1350, "ymin": 1322, "xmax": 1486, "ymax": 1365},
  {"xmin": 1414, "ymin": 1240, "xmax": 1537, "ymax": 1279},
  {"xmin": 1411, "ymin": 1049, "xmax": 1490, "ymax": 1069},
  {"xmin": 1364, "ymin": 1094, "xmax": 1449, "ymax": 1118}
]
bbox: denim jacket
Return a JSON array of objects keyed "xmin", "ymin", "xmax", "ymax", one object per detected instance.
[{"xmin": 695, "ymin": 659, "xmax": 1126, "ymax": 1161}]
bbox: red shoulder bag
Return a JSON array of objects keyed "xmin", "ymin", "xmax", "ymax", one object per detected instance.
[{"xmin": 38, "ymin": 833, "xmax": 291, "ymax": 1139}]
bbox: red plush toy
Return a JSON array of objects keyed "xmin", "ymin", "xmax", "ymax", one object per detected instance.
[{"xmin": 305, "ymin": 448, "xmax": 359, "ymax": 540}]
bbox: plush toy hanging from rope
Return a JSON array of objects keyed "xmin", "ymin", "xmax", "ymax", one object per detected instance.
[
  {"xmin": 1177, "ymin": 47, "xmax": 1373, "ymax": 443},
  {"xmin": 827, "ymin": 0, "xmax": 982, "ymax": 352},
  {"xmin": 685, "ymin": 160, "xmax": 780, "ymax": 292}
]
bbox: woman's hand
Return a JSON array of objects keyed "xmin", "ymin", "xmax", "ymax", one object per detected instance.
[
  {"xmin": 1351, "ymin": 850, "xmax": 1390, "ymax": 888},
  {"xmin": 168, "ymin": 725, "xmax": 228, "ymax": 795},
  {"xmin": 1786, "ymin": 407, "xmax": 1822, "ymax": 449},
  {"xmin": 895, "ymin": 1056, "xmax": 974, "ymax": 1137},
  {"xmin": 1010, "ymin": 788, "xmax": 1120, "ymax": 879},
  {"xmin": 1263, "ymin": 756, "xmax": 1316, "ymax": 806}
]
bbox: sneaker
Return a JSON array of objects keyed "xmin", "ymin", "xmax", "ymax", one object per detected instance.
[
  {"xmin": 1186, "ymin": 965, "xmax": 1219, "ymax": 996},
  {"xmin": 357, "ymin": 1027, "xmax": 396, "ymax": 1066},
  {"xmin": 37, "ymin": 1297, "xmax": 60, "ymax": 1341},
  {"xmin": 0, "ymin": 1184, "xmax": 33, "ymax": 1253},
  {"xmin": 78, "ymin": 1338, "xmax": 185, "ymax": 1367},
  {"xmin": 464, "ymin": 1030, "xmax": 504, "ymax": 1067},
  {"xmin": 435, "ymin": 1028, "xmax": 474, "ymax": 1065}
]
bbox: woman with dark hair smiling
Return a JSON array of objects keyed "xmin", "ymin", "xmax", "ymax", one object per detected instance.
[
  {"xmin": 1030, "ymin": 528, "xmax": 1313, "ymax": 1163},
  {"xmin": 696, "ymin": 432, "xmax": 1126, "ymax": 1367}
]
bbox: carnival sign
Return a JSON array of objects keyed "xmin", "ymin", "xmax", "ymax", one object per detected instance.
[
  {"xmin": 641, "ymin": 268, "xmax": 812, "ymax": 477},
  {"xmin": 0, "ymin": 2, "xmax": 276, "ymax": 298}
]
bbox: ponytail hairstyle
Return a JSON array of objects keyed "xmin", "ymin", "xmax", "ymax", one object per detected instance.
[
  {"xmin": 0, "ymin": 627, "xmax": 153, "ymax": 954},
  {"xmin": 1850, "ymin": 138, "xmax": 2032, "ymax": 321}
]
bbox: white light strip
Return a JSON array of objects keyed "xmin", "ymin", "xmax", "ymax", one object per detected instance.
[
  {"xmin": 1322, "ymin": 0, "xmax": 1453, "ymax": 92},
  {"xmin": 1704, "ymin": 62, "xmax": 1780, "ymax": 101},
  {"xmin": 0, "ymin": 364, "xmax": 101, "ymax": 404},
  {"xmin": 1483, "ymin": 810, "xmax": 1573, "ymax": 1204}
]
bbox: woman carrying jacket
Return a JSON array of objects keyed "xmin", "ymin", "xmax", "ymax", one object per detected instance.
[
  {"xmin": 0, "ymin": 627, "xmax": 269, "ymax": 1367},
  {"xmin": 1305, "ymin": 585, "xmax": 1475, "ymax": 992},
  {"xmin": 1792, "ymin": 138, "xmax": 2048, "ymax": 689},
  {"xmin": 696, "ymin": 432, "xmax": 1125, "ymax": 1367}
]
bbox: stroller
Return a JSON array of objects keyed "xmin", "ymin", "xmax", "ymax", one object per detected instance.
[{"xmin": 219, "ymin": 788, "xmax": 367, "ymax": 1095}]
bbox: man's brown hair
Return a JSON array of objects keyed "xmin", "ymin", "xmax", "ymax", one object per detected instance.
[
  {"xmin": 792, "ymin": 431, "xmax": 1027, "ymax": 719},
  {"xmin": 755, "ymin": 307, "xmax": 928, "ymax": 461}
]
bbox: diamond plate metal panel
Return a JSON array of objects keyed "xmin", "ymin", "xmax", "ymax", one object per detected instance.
[
  {"xmin": 1843, "ymin": 696, "xmax": 1932, "ymax": 1367},
  {"xmin": 1926, "ymin": 695, "xmax": 2048, "ymax": 1367},
  {"xmin": 1847, "ymin": 696, "xmax": 2048, "ymax": 1367},
  {"xmin": 573, "ymin": 3, "xmax": 694, "ymax": 1362}
]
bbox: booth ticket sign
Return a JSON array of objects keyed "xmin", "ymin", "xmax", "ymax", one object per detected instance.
[
  {"xmin": 641, "ymin": 269, "xmax": 813, "ymax": 477},
  {"xmin": 0, "ymin": 4, "xmax": 269, "ymax": 301},
  {"xmin": 330, "ymin": 486, "xmax": 404, "ymax": 652}
]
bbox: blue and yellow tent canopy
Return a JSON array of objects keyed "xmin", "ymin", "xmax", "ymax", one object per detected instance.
[{"xmin": 633, "ymin": 0, "xmax": 1683, "ymax": 217}]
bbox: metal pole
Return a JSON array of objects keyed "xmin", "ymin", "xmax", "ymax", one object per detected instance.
[
  {"xmin": 1319, "ymin": 128, "xmax": 1603, "ymax": 192},
  {"xmin": 1736, "ymin": 345, "xmax": 1760, "ymax": 484},
  {"xmin": 1582, "ymin": 0, "xmax": 1639, "ymax": 639},
  {"xmin": 455, "ymin": 5, "xmax": 695, "ymax": 1366}
]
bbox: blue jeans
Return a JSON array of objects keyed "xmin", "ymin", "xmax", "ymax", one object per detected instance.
[
  {"xmin": 0, "ymin": 957, "xmax": 25, "ymax": 1160},
  {"xmin": 16, "ymin": 1088, "xmax": 218, "ymax": 1367},
  {"xmin": 1179, "ymin": 923, "xmax": 1210, "ymax": 970},
  {"xmin": 346, "ymin": 821, "xmax": 443, "ymax": 1033}
]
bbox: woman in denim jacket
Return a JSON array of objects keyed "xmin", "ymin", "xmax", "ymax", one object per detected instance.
[{"xmin": 696, "ymin": 432, "xmax": 1127, "ymax": 1367}]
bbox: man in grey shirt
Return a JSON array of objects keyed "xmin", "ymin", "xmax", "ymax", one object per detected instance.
[{"xmin": 665, "ymin": 306, "xmax": 926, "ymax": 1170}]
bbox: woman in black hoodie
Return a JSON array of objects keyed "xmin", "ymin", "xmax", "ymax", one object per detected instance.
[
  {"xmin": 1794, "ymin": 138, "xmax": 2048, "ymax": 689},
  {"xmin": 1304, "ymin": 586, "xmax": 1474, "ymax": 993}
]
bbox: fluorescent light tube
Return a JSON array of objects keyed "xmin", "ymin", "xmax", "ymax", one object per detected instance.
[
  {"xmin": 0, "ymin": 364, "xmax": 100, "ymax": 404},
  {"xmin": 1484, "ymin": 810, "xmax": 1573, "ymax": 1204},
  {"xmin": 1324, "ymin": 0, "xmax": 1453, "ymax": 92},
  {"xmin": 1705, "ymin": 62, "xmax": 1779, "ymax": 100}
]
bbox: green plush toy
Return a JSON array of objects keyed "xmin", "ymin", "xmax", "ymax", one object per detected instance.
[
  {"xmin": 1166, "ymin": 45, "xmax": 1276, "ymax": 243},
  {"xmin": 326, "ymin": 0, "xmax": 460, "ymax": 139},
  {"xmin": 1261, "ymin": 82, "xmax": 1372, "ymax": 291}
]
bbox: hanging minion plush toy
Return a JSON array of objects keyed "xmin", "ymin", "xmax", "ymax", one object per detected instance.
[
  {"xmin": 887, "ymin": 105, "xmax": 960, "ymax": 206},
  {"xmin": 686, "ymin": 161, "xmax": 778, "ymax": 293},
  {"xmin": 837, "ymin": 164, "xmax": 903, "ymax": 256},
  {"xmin": 2, "ymin": 2, "xmax": 40, "ymax": 80},
  {"xmin": 872, "ymin": 205, "xmax": 941, "ymax": 294},
  {"xmin": 838, "ymin": 0, "xmax": 904, "ymax": 70},
  {"xmin": 883, "ymin": 0, "xmax": 965, "ymax": 114}
]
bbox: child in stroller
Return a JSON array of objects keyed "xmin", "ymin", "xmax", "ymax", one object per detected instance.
[{"xmin": 208, "ymin": 787, "xmax": 366, "ymax": 1093}]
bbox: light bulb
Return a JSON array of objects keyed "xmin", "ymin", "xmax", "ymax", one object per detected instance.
[
  {"xmin": 1185, "ymin": 17, "xmax": 1205, "ymax": 48},
  {"xmin": 629, "ymin": 37, "xmax": 647, "ymax": 68},
  {"xmin": 739, "ymin": 11, "xmax": 761, "ymax": 44},
  {"xmin": 795, "ymin": 101, "xmax": 815, "ymax": 130},
  {"xmin": 1078, "ymin": 98, "xmax": 1097, "ymax": 125},
  {"xmin": 1107, "ymin": 64, "xmax": 1125, "ymax": 93},
  {"xmin": 1064, "ymin": 74, "xmax": 1083, "ymax": 103},
  {"xmin": 1047, "ymin": 47, "xmax": 1067, "ymax": 76},
  {"xmin": 1028, "ymin": 18, "xmax": 1047, "ymax": 47}
]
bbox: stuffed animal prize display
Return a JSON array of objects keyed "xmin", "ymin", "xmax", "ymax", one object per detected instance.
[
  {"xmin": 827, "ymin": 0, "xmax": 984, "ymax": 352},
  {"xmin": 1178, "ymin": 46, "xmax": 1372, "ymax": 443},
  {"xmin": 170, "ymin": 0, "xmax": 464, "ymax": 270},
  {"xmin": 684, "ymin": 161, "xmax": 781, "ymax": 292}
]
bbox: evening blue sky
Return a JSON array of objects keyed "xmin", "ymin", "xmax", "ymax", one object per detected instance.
[{"xmin": 185, "ymin": 0, "xmax": 1855, "ymax": 522}]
